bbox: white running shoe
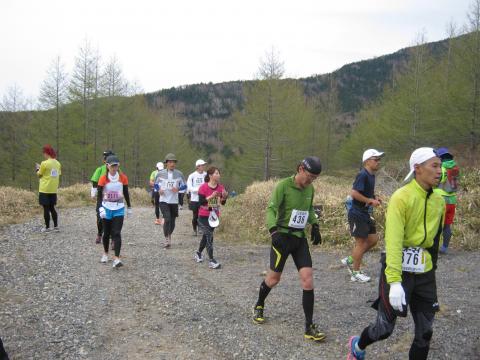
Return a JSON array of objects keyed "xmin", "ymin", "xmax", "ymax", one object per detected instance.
[
  {"xmin": 208, "ymin": 259, "xmax": 221, "ymax": 269},
  {"xmin": 351, "ymin": 271, "xmax": 371, "ymax": 283},
  {"xmin": 53, "ymin": 227, "xmax": 60, "ymax": 232},
  {"xmin": 40, "ymin": 227, "xmax": 51, "ymax": 233},
  {"xmin": 194, "ymin": 251, "xmax": 204, "ymax": 263},
  {"xmin": 101, "ymin": 255, "xmax": 108, "ymax": 263},
  {"xmin": 112, "ymin": 259, "xmax": 123, "ymax": 268}
]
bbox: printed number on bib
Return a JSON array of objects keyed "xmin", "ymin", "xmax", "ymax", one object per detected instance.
[
  {"xmin": 401, "ymin": 247, "xmax": 425, "ymax": 273},
  {"xmin": 288, "ymin": 209, "xmax": 308, "ymax": 229},
  {"xmin": 166, "ymin": 180, "xmax": 175, "ymax": 189},
  {"xmin": 105, "ymin": 191, "xmax": 122, "ymax": 202},
  {"xmin": 195, "ymin": 178, "xmax": 203, "ymax": 185},
  {"xmin": 50, "ymin": 169, "xmax": 58, "ymax": 177}
]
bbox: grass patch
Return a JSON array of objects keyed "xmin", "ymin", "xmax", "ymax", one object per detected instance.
[
  {"xmin": 0, "ymin": 184, "xmax": 152, "ymax": 227},
  {"xmin": 218, "ymin": 170, "xmax": 480, "ymax": 250}
]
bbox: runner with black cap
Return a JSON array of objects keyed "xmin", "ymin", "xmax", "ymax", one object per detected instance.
[
  {"xmin": 252, "ymin": 156, "xmax": 325, "ymax": 342},
  {"xmin": 347, "ymin": 147, "xmax": 444, "ymax": 360},
  {"xmin": 341, "ymin": 148, "xmax": 384, "ymax": 282},
  {"xmin": 97, "ymin": 155, "xmax": 132, "ymax": 268},
  {"xmin": 90, "ymin": 150, "xmax": 114, "ymax": 244}
]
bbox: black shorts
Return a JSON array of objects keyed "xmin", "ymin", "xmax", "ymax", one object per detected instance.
[
  {"xmin": 270, "ymin": 232, "xmax": 312, "ymax": 272},
  {"xmin": 39, "ymin": 192, "xmax": 57, "ymax": 206},
  {"xmin": 372, "ymin": 253, "xmax": 439, "ymax": 319},
  {"xmin": 159, "ymin": 202, "xmax": 179, "ymax": 218},
  {"xmin": 348, "ymin": 211, "xmax": 376, "ymax": 238}
]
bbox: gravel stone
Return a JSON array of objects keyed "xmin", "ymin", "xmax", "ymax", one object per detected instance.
[{"xmin": 0, "ymin": 206, "xmax": 479, "ymax": 359}]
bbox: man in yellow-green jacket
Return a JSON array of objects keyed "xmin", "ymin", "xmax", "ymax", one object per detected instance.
[{"xmin": 348, "ymin": 147, "xmax": 444, "ymax": 360}]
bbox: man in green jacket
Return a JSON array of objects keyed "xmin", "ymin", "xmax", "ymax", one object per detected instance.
[
  {"xmin": 347, "ymin": 147, "xmax": 444, "ymax": 360},
  {"xmin": 252, "ymin": 156, "xmax": 325, "ymax": 342}
]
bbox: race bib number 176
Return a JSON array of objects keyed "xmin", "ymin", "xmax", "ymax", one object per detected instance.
[{"xmin": 402, "ymin": 247, "xmax": 426, "ymax": 273}]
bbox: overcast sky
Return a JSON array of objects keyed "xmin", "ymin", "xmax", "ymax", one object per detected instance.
[{"xmin": 0, "ymin": 0, "xmax": 474, "ymax": 101}]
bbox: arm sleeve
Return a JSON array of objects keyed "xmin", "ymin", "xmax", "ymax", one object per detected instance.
[
  {"xmin": 266, "ymin": 182, "xmax": 283, "ymax": 231},
  {"xmin": 187, "ymin": 174, "xmax": 194, "ymax": 193},
  {"xmin": 123, "ymin": 185, "xmax": 131, "ymax": 208},
  {"xmin": 384, "ymin": 194, "xmax": 406, "ymax": 284},
  {"xmin": 96, "ymin": 186, "xmax": 103, "ymax": 209},
  {"xmin": 307, "ymin": 190, "xmax": 318, "ymax": 225}
]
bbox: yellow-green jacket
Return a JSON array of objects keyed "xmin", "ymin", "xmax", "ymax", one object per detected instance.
[{"xmin": 385, "ymin": 179, "xmax": 444, "ymax": 284}]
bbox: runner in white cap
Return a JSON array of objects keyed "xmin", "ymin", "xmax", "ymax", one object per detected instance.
[
  {"xmin": 341, "ymin": 149, "xmax": 384, "ymax": 282},
  {"xmin": 347, "ymin": 147, "xmax": 443, "ymax": 360},
  {"xmin": 187, "ymin": 159, "xmax": 207, "ymax": 236}
]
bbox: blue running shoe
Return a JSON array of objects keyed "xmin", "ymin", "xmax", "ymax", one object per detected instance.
[{"xmin": 347, "ymin": 336, "xmax": 365, "ymax": 360}]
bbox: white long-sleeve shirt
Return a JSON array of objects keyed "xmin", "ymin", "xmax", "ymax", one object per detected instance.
[{"xmin": 187, "ymin": 171, "xmax": 206, "ymax": 202}]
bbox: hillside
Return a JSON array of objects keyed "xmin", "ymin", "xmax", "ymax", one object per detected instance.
[{"xmin": 144, "ymin": 37, "xmax": 451, "ymax": 151}]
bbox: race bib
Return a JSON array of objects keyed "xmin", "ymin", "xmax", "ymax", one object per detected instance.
[
  {"xmin": 288, "ymin": 209, "xmax": 308, "ymax": 229},
  {"xmin": 195, "ymin": 178, "xmax": 204, "ymax": 185},
  {"xmin": 165, "ymin": 180, "xmax": 176, "ymax": 190},
  {"xmin": 50, "ymin": 169, "xmax": 58, "ymax": 177},
  {"xmin": 402, "ymin": 247, "xmax": 426, "ymax": 273},
  {"xmin": 104, "ymin": 191, "xmax": 122, "ymax": 202}
]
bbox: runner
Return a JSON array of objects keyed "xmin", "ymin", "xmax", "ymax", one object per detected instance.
[
  {"xmin": 347, "ymin": 147, "xmax": 444, "ymax": 360},
  {"xmin": 434, "ymin": 147, "xmax": 460, "ymax": 254},
  {"xmin": 187, "ymin": 159, "xmax": 207, "ymax": 236},
  {"xmin": 150, "ymin": 162, "xmax": 164, "ymax": 225},
  {"xmin": 36, "ymin": 145, "xmax": 61, "ymax": 233},
  {"xmin": 252, "ymin": 156, "xmax": 325, "ymax": 342},
  {"xmin": 90, "ymin": 150, "xmax": 114, "ymax": 243},
  {"xmin": 96, "ymin": 155, "xmax": 132, "ymax": 268},
  {"xmin": 341, "ymin": 149, "xmax": 384, "ymax": 282},
  {"xmin": 154, "ymin": 153, "xmax": 186, "ymax": 248},
  {"xmin": 194, "ymin": 166, "xmax": 227, "ymax": 269},
  {"xmin": 178, "ymin": 184, "xmax": 186, "ymax": 211}
]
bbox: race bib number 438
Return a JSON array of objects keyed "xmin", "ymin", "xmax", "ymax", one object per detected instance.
[
  {"xmin": 288, "ymin": 209, "xmax": 308, "ymax": 229},
  {"xmin": 402, "ymin": 247, "xmax": 426, "ymax": 273}
]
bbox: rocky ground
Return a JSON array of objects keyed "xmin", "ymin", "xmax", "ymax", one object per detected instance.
[{"xmin": 0, "ymin": 206, "xmax": 479, "ymax": 359}]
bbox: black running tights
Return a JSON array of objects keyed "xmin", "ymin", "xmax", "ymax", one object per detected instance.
[
  {"xmin": 102, "ymin": 216, "xmax": 123, "ymax": 257},
  {"xmin": 42, "ymin": 204, "xmax": 58, "ymax": 228}
]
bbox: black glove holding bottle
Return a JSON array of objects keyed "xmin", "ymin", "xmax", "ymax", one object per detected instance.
[{"xmin": 311, "ymin": 223, "xmax": 321, "ymax": 245}]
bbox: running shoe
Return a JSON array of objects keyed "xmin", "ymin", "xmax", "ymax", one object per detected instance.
[
  {"xmin": 341, "ymin": 256, "xmax": 354, "ymax": 274},
  {"xmin": 194, "ymin": 251, "xmax": 204, "ymax": 263},
  {"xmin": 253, "ymin": 305, "xmax": 265, "ymax": 324},
  {"xmin": 154, "ymin": 219, "xmax": 162, "ymax": 225},
  {"xmin": 351, "ymin": 271, "xmax": 371, "ymax": 283},
  {"xmin": 95, "ymin": 235, "xmax": 102, "ymax": 244},
  {"xmin": 439, "ymin": 245, "xmax": 448, "ymax": 254},
  {"xmin": 208, "ymin": 259, "xmax": 221, "ymax": 269},
  {"xmin": 347, "ymin": 335, "xmax": 366, "ymax": 360},
  {"xmin": 40, "ymin": 227, "xmax": 51, "ymax": 233},
  {"xmin": 112, "ymin": 259, "xmax": 123, "ymax": 268},
  {"xmin": 101, "ymin": 255, "xmax": 108, "ymax": 263},
  {"xmin": 304, "ymin": 323, "xmax": 326, "ymax": 342},
  {"xmin": 53, "ymin": 227, "xmax": 60, "ymax": 232}
]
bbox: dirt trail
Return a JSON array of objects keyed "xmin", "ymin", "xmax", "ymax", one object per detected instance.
[{"xmin": 0, "ymin": 207, "xmax": 479, "ymax": 359}]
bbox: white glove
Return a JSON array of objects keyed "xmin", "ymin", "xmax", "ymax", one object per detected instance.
[
  {"xmin": 389, "ymin": 282, "xmax": 406, "ymax": 312},
  {"xmin": 127, "ymin": 208, "xmax": 133, "ymax": 217},
  {"xmin": 99, "ymin": 207, "xmax": 106, "ymax": 219},
  {"xmin": 90, "ymin": 187, "xmax": 98, "ymax": 199}
]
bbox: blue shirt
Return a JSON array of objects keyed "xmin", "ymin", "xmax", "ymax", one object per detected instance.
[{"xmin": 351, "ymin": 168, "xmax": 375, "ymax": 216}]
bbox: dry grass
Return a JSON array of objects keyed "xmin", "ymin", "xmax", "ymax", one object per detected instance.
[
  {"xmin": 218, "ymin": 171, "xmax": 480, "ymax": 250},
  {"xmin": 0, "ymin": 184, "xmax": 152, "ymax": 227}
]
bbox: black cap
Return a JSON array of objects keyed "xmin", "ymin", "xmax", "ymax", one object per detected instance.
[
  {"xmin": 106, "ymin": 155, "xmax": 120, "ymax": 165},
  {"xmin": 103, "ymin": 150, "xmax": 114, "ymax": 159},
  {"xmin": 302, "ymin": 156, "xmax": 322, "ymax": 175}
]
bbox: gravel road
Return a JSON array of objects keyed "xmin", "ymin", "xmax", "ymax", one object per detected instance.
[{"xmin": 0, "ymin": 207, "xmax": 479, "ymax": 359}]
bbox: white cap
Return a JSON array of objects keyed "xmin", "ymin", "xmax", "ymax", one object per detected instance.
[
  {"xmin": 362, "ymin": 149, "xmax": 385, "ymax": 162},
  {"xmin": 403, "ymin": 147, "xmax": 438, "ymax": 182},
  {"xmin": 208, "ymin": 210, "xmax": 219, "ymax": 227},
  {"xmin": 156, "ymin": 162, "xmax": 164, "ymax": 170},
  {"xmin": 195, "ymin": 159, "xmax": 207, "ymax": 167}
]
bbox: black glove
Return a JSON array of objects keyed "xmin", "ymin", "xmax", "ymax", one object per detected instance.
[{"xmin": 311, "ymin": 223, "xmax": 321, "ymax": 245}]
